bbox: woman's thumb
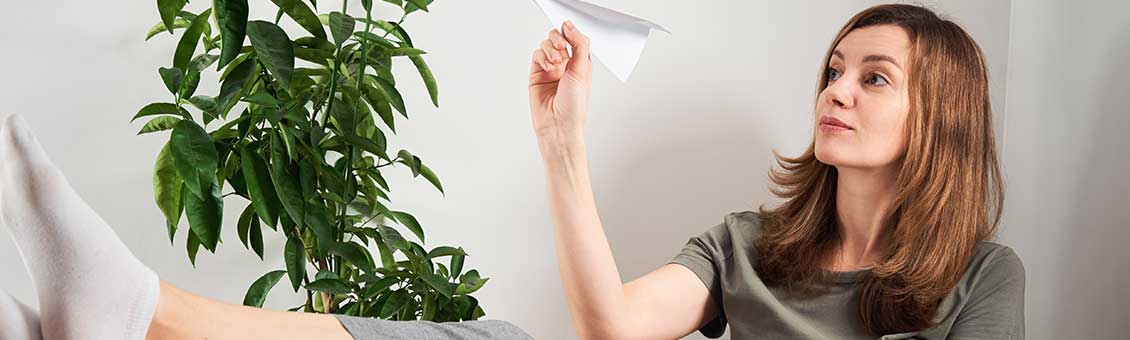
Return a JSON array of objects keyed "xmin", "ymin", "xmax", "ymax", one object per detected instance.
[{"xmin": 561, "ymin": 21, "xmax": 592, "ymax": 75}]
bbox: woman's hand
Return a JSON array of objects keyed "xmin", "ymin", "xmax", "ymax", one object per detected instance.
[{"xmin": 528, "ymin": 20, "xmax": 592, "ymax": 145}]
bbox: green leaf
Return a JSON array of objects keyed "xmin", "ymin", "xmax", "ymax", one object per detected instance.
[
  {"xmin": 157, "ymin": 0, "xmax": 188, "ymax": 36},
  {"xmin": 328, "ymin": 12, "xmax": 356, "ymax": 47},
  {"xmin": 373, "ymin": 47, "xmax": 426, "ymax": 58},
  {"xmin": 242, "ymin": 91, "xmax": 280, "ymax": 108},
  {"xmin": 405, "ymin": 0, "xmax": 431, "ymax": 13},
  {"xmin": 237, "ymin": 203, "xmax": 255, "ymax": 248},
  {"xmin": 328, "ymin": 242, "xmax": 374, "ymax": 273},
  {"xmin": 158, "ymin": 67, "xmax": 183, "ymax": 95},
  {"xmin": 339, "ymin": 134, "xmax": 389, "ymax": 161},
  {"xmin": 359, "ymin": 80, "xmax": 395, "ymax": 133},
  {"xmin": 153, "ymin": 142, "xmax": 184, "ymax": 244},
  {"xmin": 426, "ymin": 246, "xmax": 465, "ymax": 259},
  {"xmin": 243, "ymin": 270, "xmax": 287, "ymax": 308},
  {"xmin": 241, "ymin": 148, "xmax": 282, "ymax": 227},
  {"xmin": 146, "ymin": 17, "xmax": 192, "ymax": 41},
  {"xmin": 214, "ymin": 0, "xmax": 250, "ymax": 70},
  {"xmin": 285, "ymin": 236, "xmax": 306, "ymax": 292},
  {"xmin": 138, "ymin": 116, "xmax": 182, "ymax": 135},
  {"xmin": 456, "ymin": 270, "xmax": 488, "ymax": 295},
  {"xmin": 173, "ymin": 8, "xmax": 212, "ymax": 70},
  {"xmin": 396, "ymin": 149, "xmax": 421, "ymax": 177},
  {"xmin": 362, "ymin": 276, "xmax": 398, "ymax": 299},
  {"xmin": 330, "ymin": 97, "xmax": 358, "ymax": 135},
  {"xmin": 375, "ymin": 235, "xmax": 396, "ymax": 269},
  {"xmin": 436, "ymin": 262, "xmax": 449, "ymax": 279},
  {"xmin": 215, "ymin": 57, "xmax": 256, "ymax": 117},
  {"xmin": 179, "ymin": 69, "xmax": 201, "ymax": 99},
  {"xmin": 365, "ymin": 168, "xmax": 390, "ymax": 191},
  {"xmin": 187, "ymin": 96, "xmax": 218, "ymax": 115},
  {"xmin": 269, "ymin": 0, "xmax": 326, "ymax": 39},
  {"xmin": 293, "ymin": 46, "xmax": 334, "ymax": 66},
  {"xmin": 422, "ymin": 273, "xmax": 456, "ymax": 299},
  {"xmin": 369, "ymin": 75, "xmax": 406, "ymax": 117},
  {"xmin": 132, "ymin": 102, "xmax": 189, "ymax": 122},
  {"xmin": 269, "ymin": 130, "xmax": 306, "ymax": 229},
  {"xmin": 379, "ymin": 290, "xmax": 411, "ymax": 318},
  {"xmin": 188, "ymin": 54, "xmax": 220, "ymax": 72},
  {"xmin": 352, "ymin": 31, "xmax": 394, "ymax": 49},
  {"xmin": 186, "ymin": 223, "xmax": 201, "ymax": 267},
  {"xmin": 306, "ymin": 278, "xmax": 352, "ymax": 294},
  {"xmin": 450, "ymin": 253, "xmax": 465, "ymax": 279},
  {"xmin": 418, "ymin": 163, "xmax": 443, "ymax": 195},
  {"xmin": 170, "ymin": 120, "xmax": 219, "ymax": 200},
  {"xmin": 302, "ymin": 206, "xmax": 336, "ymax": 257},
  {"xmin": 377, "ymin": 225, "xmax": 411, "ymax": 252},
  {"xmin": 249, "ymin": 214, "xmax": 265, "ymax": 259},
  {"xmin": 247, "ymin": 21, "xmax": 295, "ymax": 89},
  {"xmin": 409, "ymin": 55, "xmax": 439, "ymax": 107},
  {"xmin": 184, "ymin": 182, "xmax": 223, "ymax": 252},
  {"xmin": 388, "ymin": 211, "xmax": 424, "ymax": 244}
]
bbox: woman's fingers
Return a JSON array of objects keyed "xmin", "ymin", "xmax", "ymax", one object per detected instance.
[
  {"xmin": 548, "ymin": 28, "xmax": 568, "ymax": 52},
  {"xmin": 540, "ymin": 39, "xmax": 565, "ymax": 64},
  {"xmin": 530, "ymin": 27, "xmax": 573, "ymax": 76},
  {"xmin": 532, "ymin": 48, "xmax": 551, "ymax": 72},
  {"xmin": 560, "ymin": 20, "xmax": 591, "ymax": 74}
]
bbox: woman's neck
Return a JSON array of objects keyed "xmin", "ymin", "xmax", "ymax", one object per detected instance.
[{"xmin": 827, "ymin": 165, "xmax": 899, "ymax": 272}]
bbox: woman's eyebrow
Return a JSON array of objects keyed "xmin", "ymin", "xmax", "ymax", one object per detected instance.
[{"xmin": 831, "ymin": 50, "xmax": 903, "ymax": 71}]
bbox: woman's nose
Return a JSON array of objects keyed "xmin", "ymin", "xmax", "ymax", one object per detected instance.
[{"xmin": 824, "ymin": 80, "xmax": 854, "ymax": 108}]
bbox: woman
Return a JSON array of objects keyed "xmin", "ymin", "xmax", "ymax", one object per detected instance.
[{"xmin": 529, "ymin": 3, "xmax": 1024, "ymax": 339}]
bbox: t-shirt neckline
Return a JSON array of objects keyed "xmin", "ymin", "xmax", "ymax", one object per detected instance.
[{"xmin": 825, "ymin": 268, "xmax": 870, "ymax": 284}]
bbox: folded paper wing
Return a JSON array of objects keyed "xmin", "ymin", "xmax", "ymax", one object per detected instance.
[{"xmin": 532, "ymin": 0, "xmax": 669, "ymax": 82}]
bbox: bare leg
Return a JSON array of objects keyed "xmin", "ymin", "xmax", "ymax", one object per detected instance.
[
  {"xmin": 145, "ymin": 280, "xmax": 354, "ymax": 340},
  {"xmin": 0, "ymin": 291, "xmax": 42, "ymax": 340}
]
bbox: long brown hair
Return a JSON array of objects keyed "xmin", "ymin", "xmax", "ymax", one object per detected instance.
[{"xmin": 753, "ymin": 4, "xmax": 1004, "ymax": 335}]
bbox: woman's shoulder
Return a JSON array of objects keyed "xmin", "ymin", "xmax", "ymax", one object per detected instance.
[
  {"xmin": 686, "ymin": 210, "xmax": 764, "ymax": 258},
  {"xmin": 697, "ymin": 210, "xmax": 764, "ymax": 242},
  {"xmin": 969, "ymin": 241, "xmax": 1025, "ymax": 274},
  {"xmin": 959, "ymin": 241, "xmax": 1026, "ymax": 294}
]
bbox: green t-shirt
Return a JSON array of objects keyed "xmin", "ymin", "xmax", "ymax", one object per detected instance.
[{"xmin": 667, "ymin": 211, "xmax": 1025, "ymax": 339}]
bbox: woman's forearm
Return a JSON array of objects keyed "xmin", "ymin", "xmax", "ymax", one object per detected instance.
[{"xmin": 537, "ymin": 135, "xmax": 629, "ymax": 339}]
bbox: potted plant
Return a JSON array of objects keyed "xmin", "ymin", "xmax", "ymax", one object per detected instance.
[{"xmin": 132, "ymin": 0, "xmax": 489, "ymax": 321}]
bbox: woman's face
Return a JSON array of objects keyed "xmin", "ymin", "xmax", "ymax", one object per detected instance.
[{"xmin": 814, "ymin": 25, "xmax": 911, "ymax": 170}]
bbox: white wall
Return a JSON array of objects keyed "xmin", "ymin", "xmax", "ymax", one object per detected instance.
[
  {"xmin": 3, "ymin": 1, "xmax": 1116, "ymax": 339},
  {"xmin": 997, "ymin": 0, "xmax": 1130, "ymax": 338}
]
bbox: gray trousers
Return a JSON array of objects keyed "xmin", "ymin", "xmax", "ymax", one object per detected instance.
[{"xmin": 334, "ymin": 315, "xmax": 534, "ymax": 340}]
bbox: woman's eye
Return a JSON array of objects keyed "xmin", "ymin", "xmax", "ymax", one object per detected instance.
[
  {"xmin": 827, "ymin": 68, "xmax": 841, "ymax": 81},
  {"xmin": 865, "ymin": 73, "xmax": 889, "ymax": 86}
]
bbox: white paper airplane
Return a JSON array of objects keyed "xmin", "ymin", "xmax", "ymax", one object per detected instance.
[{"xmin": 532, "ymin": 0, "xmax": 670, "ymax": 82}]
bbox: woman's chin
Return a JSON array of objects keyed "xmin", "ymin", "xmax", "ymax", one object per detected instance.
[{"xmin": 814, "ymin": 143, "xmax": 856, "ymax": 167}]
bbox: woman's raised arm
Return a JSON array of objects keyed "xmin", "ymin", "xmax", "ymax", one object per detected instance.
[{"xmin": 528, "ymin": 21, "xmax": 719, "ymax": 340}]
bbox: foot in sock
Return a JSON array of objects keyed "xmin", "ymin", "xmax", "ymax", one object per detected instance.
[
  {"xmin": 0, "ymin": 113, "xmax": 160, "ymax": 340},
  {"xmin": 0, "ymin": 291, "xmax": 42, "ymax": 340}
]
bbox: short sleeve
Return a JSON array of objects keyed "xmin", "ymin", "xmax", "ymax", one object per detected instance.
[
  {"xmin": 666, "ymin": 216, "xmax": 734, "ymax": 338},
  {"xmin": 948, "ymin": 246, "xmax": 1026, "ymax": 339}
]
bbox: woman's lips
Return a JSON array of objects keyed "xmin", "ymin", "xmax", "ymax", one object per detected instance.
[
  {"xmin": 818, "ymin": 115, "xmax": 853, "ymax": 133},
  {"xmin": 819, "ymin": 123, "xmax": 853, "ymax": 133}
]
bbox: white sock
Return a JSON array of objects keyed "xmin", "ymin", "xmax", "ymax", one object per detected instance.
[
  {"xmin": 0, "ymin": 113, "xmax": 159, "ymax": 340},
  {"xmin": 0, "ymin": 291, "xmax": 42, "ymax": 340}
]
